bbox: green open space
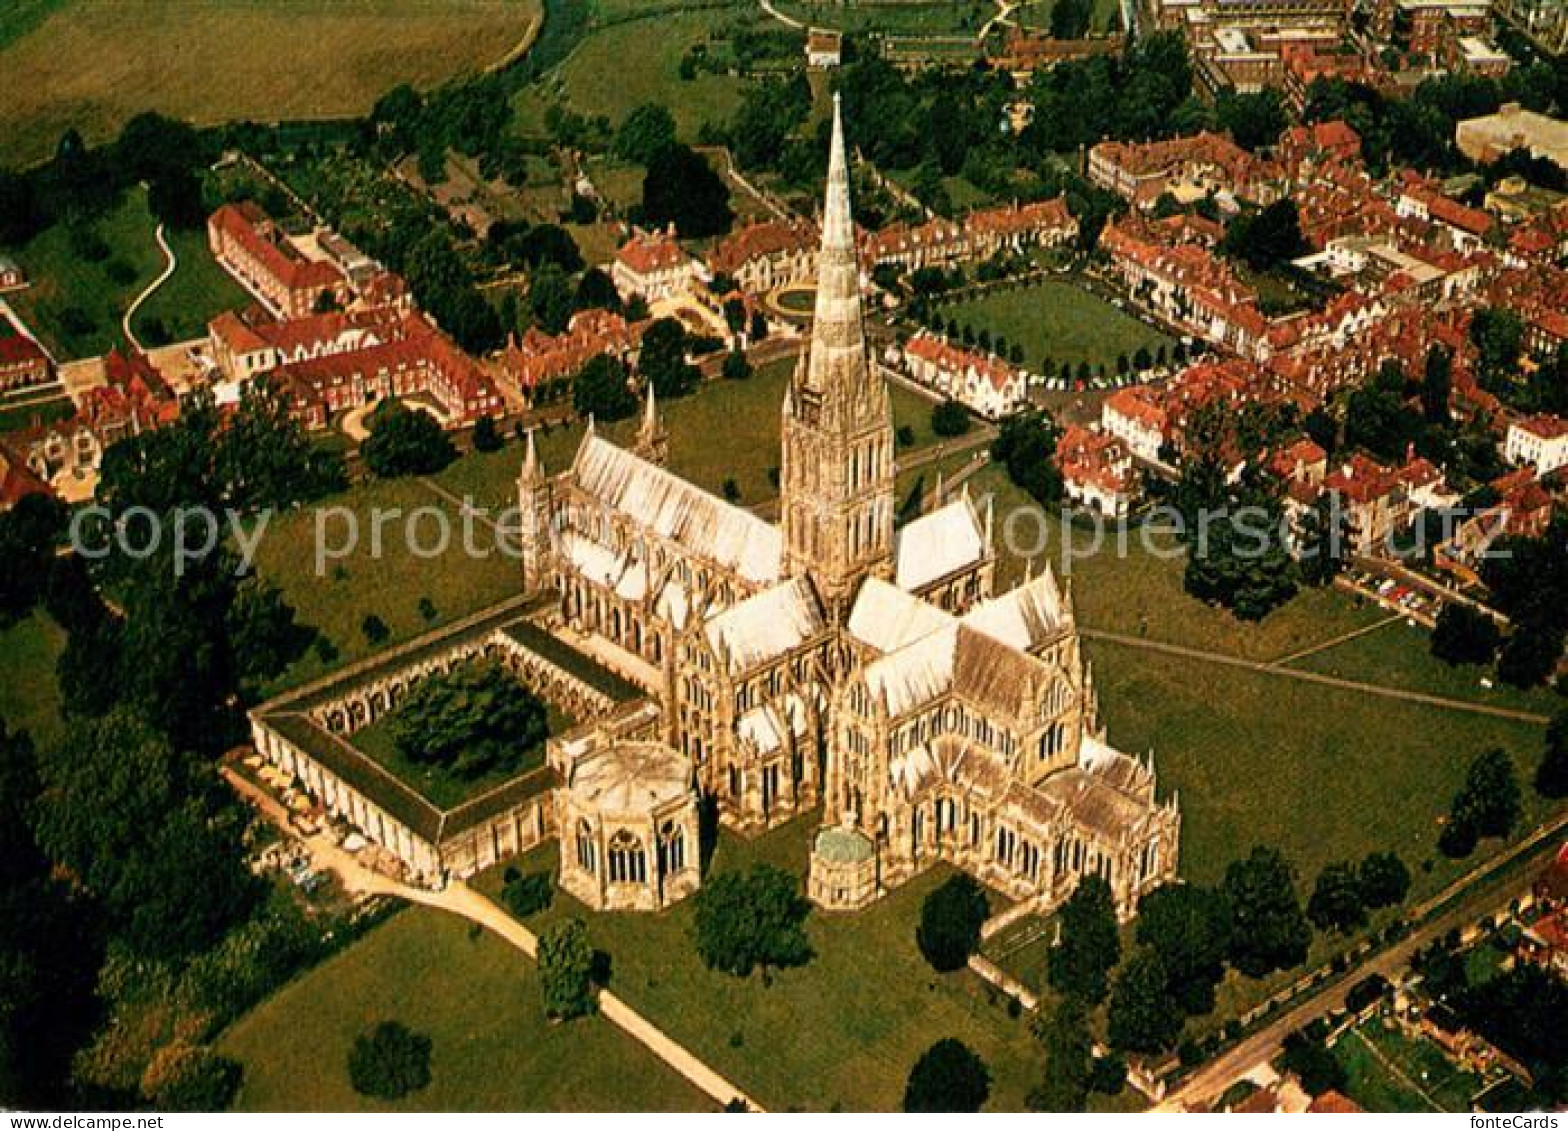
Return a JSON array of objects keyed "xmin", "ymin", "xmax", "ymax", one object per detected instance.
[
  {"xmin": 131, "ymin": 225, "xmax": 251, "ymax": 346},
  {"xmin": 514, "ymin": 9, "xmax": 753, "ymax": 143},
  {"xmin": 482, "ymin": 819, "xmax": 1047, "ymax": 1112},
  {"xmin": 0, "ymin": 610, "xmax": 65, "ymax": 747},
  {"xmin": 247, "ymin": 477, "xmax": 522, "ymax": 694},
  {"xmin": 936, "ymin": 279, "xmax": 1173, "ymax": 375},
  {"xmin": 1335, "ymin": 1021, "xmax": 1486, "ymax": 1113},
  {"xmin": 218, "ymin": 905, "xmax": 712, "ymax": 1111},
  {"xmin": 0, "ymin": 0, "xmax": 544, "ymax": 167},
  {"xmin": 1283, "ymin": 616, "xmax": 1562, "ymax": 719},
  {"xmin": 775, "ymin": 0, "xmax": 990, "ymax": 35},
  {"xmin": 6, "ymin": 188, "xmax": 163, "ymax": 359},
  {"xmin": 435, "ymin": 356, "xmax": 946, "ymax": 513},
  {"xmin": 345, "ymin": 696, "xmax": 565, "ymax": 811},
  {"xmin": 1012, "ymin": 0, "xmax": 1123, "ymax": 32}
]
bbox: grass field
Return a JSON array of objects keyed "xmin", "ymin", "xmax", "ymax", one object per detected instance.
[
  {"xmin": 218, "ymin": 906, "xmax": 712, "ymax": 1111},
  {"xmin": 484, "ymin": 820, "xmax": 1050, "ymax": 1112},
  {"xmin": 1334, "ymin": 1021, "xmax": 1486, "ymax": 1113},
  {"xmin": 132, "ymin": 223, "xmax": 250, "ymax": 345},
  {"xmin": 1012, "ymin": 0, "xmax": 1123, "ymax": 33},
  {"xmin": 434, "ymin": 356, "xmax": 946, "ymax": 513},
  {"xmin": 6, "ymin": 187, "xmax": 245, "ymax": 359},
  {"xmin": 937, "ymin": 279, "xmax": 1173, "ymax": 375},
  {"xmin": 775, "ymin": 0, "xmax": 990, "ymax": 35},
  {"xmin": 514, "ymin": 9, "xmax": 752, "ymax": 141},
  {"xmin": 0, "ymin": 0, "xmax": 545, "ymax": 167},
  {"xmin": 247, "ymin": 477, "xmax": 522, "ymax": 694},
  {"xmin": 0, "ymin": 611, "xmax": 66, "ymax": 747}
]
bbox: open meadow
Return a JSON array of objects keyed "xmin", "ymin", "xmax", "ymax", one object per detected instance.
[{"xmin": 0, "ymin": 0, "xmax": 545, "ymax": 167}]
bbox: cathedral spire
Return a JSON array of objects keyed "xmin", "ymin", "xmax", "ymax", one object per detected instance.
[
  {"xmin": 636, "ymin": 381, "xmax": 668, "ymax": 466},
  {"xmin": 802, "ymin": 92, "xmax": 867, "ymax": 396},
  {"xmin": 520, "ymin": 427, "xmax": 544, "ymax": 485}
]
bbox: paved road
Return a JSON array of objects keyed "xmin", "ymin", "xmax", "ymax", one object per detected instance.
[
  {"xmin": 122, "ymin": 222, "xmax": 175, "ymax": 352},
  {"xmin": 225, "ymin": 767, "xmax": 763, "ymax": 1111},
  {"xmin": 1083, "ymin": 628, "xmax": 1552, "ymax": 725},
  {"xmin": 1160, "ymin": 810, "xmax": 1568, "ymax": 1110}
]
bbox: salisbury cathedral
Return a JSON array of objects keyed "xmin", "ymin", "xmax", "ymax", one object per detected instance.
[{"xmin": 518, "ymin": 97, "xmax": 1180, "ymax": 919}]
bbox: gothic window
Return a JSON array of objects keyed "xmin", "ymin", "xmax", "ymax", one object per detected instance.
[
  {"xmin": 608, "ymin": 830, "xmax": 647, "ymax": 884},
  {"xmin": 576, "ymin": 819, "xmax": 596, "ymax": 874},
  {"xmin": 659, "ymin": 822, "xmax": 686, "ymax": 875}
]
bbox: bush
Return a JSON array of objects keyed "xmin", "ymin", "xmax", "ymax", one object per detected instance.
[
  {"xmin": 503, "ymin": 871, "xmax": 554, "ymax": 918},
  {"xmin": 915, "ymin": 873, "xmax": 988, "ymax": 972},
  {"xmin": 931, "ymin": 399, "xmax": 972, "ymax": 437},
  {"xmin": 903, "ymin": 1039, "xmax": 991, "ymax": 1112},
  {"xmin": 142, "ymin": 1044, "xmax": 243, "ymax": 1112},
  {"xmin": 347, "ymin": 1021, "xmax": 432, "ymax": 1100}
]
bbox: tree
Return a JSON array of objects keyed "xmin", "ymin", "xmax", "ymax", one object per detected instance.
[
  {"xmin": 722, "ymin": 347, "xmax": 752, "ymax": 381},
  {"xmin": 1107, "ymin": 949, "xmax": 1185, "ymax": 1055},
  {"xmin": 991, "ymin": 408, "xmax": 1063, "ymax": 505},
  {"xmin": 1441, "ymin": 748, "xmax": 1521, "ymax": 857},
  {"xmin": 692, "ymin": 865, "xmax": 812, "ymax": 977},
  {"xmin": 931, "ymin": 399, "xmax": 972, "ymax": 437},
  {"xmin": 1497, "ymin": 624, "xmax": 1564, "ymax": 689},
  {"xmin": 361, "ymin": 614, "xmax": 390, "ymax": 645},
  {"xmin": 1049, "ymin": 0, "xmax": 1094, "ymax": 38},
  {"xmin": 1421, "ymin": 344, "xmax": 1452, "ymax": 425},
  {"xmin": 215, "ymin": 379, "xmax": 347, "ymax": 508},
  {"xmin": 639, "ymin": 317, "xmax": 700, "ymax": 399},
  {"xmin": 614, "ymin": 103, "xmax": 677, "ymax": 165},
  {"xmin": 142, "ymin": 1045, "xmax": 243, "ymax": 1112},
  {"xmin": 1431, "ymin": 603, "xmax": 1500, "ymax": 666},
  {"xmin": 903, "ymin": 1039, "xmax": 991, "ymax": 1113},
  {"xmin": 529, "ymin": 262, "xmax": 575, "ymax": 335},
  {"xmin": 361, "ymin": 402, "xmax": 457, "ymax": 477},
  {"xmin": 916, "ymin": 873, "xmax": 989, "ymax": 972},
  {"xmin": 347, "ymin": 1021, "xmax": 432, "ymax": 1100},
  {"xmin": 1028, "ymin": 997, "xmax": 1091, "ymax": 1111},
  {"xmin": 0, "ymin": 493, "xmax": 67, "ymax": 624},
  {"xmin": 472, "ymin": 414, "xmax": 503, "ymax": 453},
  {"xmin": 1048, "ymin": 875, "xmax": 1120, "ymax": 1004},
  {"xmin": 1221, "ymin": 847, "xmax": 1311, "ymax": 978},
  {"xmin": 1136, "ymin": 882, "xmax": 1232, "ymax": 1016},
  {"xmin": 1182, "ymin": 504, "xmax": 1300, "ymax": 621},
  {"xmin": 502, "ymin": 871, "xmax": 554, "ymax": 918},
  {"xmin": 1307, "ymin": 861, "xmax": 1367, "ymax": 934},
  {"xmin": 1221, "ymin": 200, "xmax": 1308, "ymax": 270},
  {"xmin": 538, "ymin": 918, "xmax": 598, "ymax": 1020},
  {"xmin": 572, "ymin": 354, "xmax": 638, "ymax": 421},
  {"xmin": 1537, "ymin": 711, "xmax": 1568, "ymax": 799},
  {"xmin": 1279, "ymin": 1027, "xmax": 1345, "ymax": 1097},
  {"xmin": 226, "ymin": 578, "xmax": 313, "ymax": 688},
  {"xmin": 1215, "ymin": 90, "xmax": 1289, "ymax": 152},
  {"xmin": 640, "ymin": 143, "xmax": 732, "ymax": 238},
  {"xmin": 1358, "ymin": 851, "xmax": 1411, "ymax": 909},
  {"xmin": 33, "ymin": 709, "xmax": 259, "ymax": 961},
  {"xmin": 392, "ymin": 659, "xmax": 549, "ymax": 780},
  {"xmin": 573, "ymin": 267, "xmax": 621, "ymax": 314}
]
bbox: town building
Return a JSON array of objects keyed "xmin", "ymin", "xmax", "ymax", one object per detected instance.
[
  {"xmin": 1505, "ymin": 414, "xmax": 1568, "ymax": 476},
  {"xmin": 1088, "ymin": 131, "xmax": 1281, "ymax": 211},
  {"xmin": 208, "ymin": 202, "xmax": 349, "ymax": 319},
  {"xmin": 899, "ymin": 332, "xmax": 1027, "ymax": 419},
  {"xmin": 0, "ymin": 332, "xmax": 53, "ymax": 392},
  {"xmin": 611, "ymin": 228, "xmax": 702, "ymax": 303},
  {"xmin": 1455, "ymin": 104, "xmax": 1568, "ymax": 170},
  {"xmin": 706, "ymin": 220, "xmax": 819, "ymax": 295},
  {"xmin": 498, "ymin": 308, "xmax": 648, "ymax": 399},
  {"xmin": 806, "ymin": 27, "xmax": 842, "ymax": 68},
  {"xmin": 1057, "ymin": 425, "xmax": 1137, "ymax": 516}
]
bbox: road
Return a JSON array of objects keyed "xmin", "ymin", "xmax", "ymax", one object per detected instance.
[
  {"xmin": 121, "ymin": 222, "xmax": 176, "ymax": 352},
  {"xmin": 1160, "ymin": 810, "xmax": 1568, "ymax": 1110},
  {"xmin": 1082, "ymin": 628, "xmax": 1552, "ymax": 726}
]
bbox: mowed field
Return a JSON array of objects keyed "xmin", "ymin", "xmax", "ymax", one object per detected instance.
[
  {"xmin": 0, "ymin": 0, "xmax": 544, "ymax": 166},
  {"xmin": 938, "ymin": 279, "xmax": 1173, "ymax": 374},
  {"xmin": 219, "ymin": 906, "xmax": 713, "ymax": 1111}
]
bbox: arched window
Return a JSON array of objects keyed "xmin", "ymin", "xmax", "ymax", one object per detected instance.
[
  {"xmin": 608, "ymin": 830, "xmax": 646, "ymax": 884},
  {"xmin": 576, "ymin": 819, "xmax": 596, "ymax": 874},
  {"xmin": 659, "ymin": 822, "xmax": 685, "ymax": 875}
]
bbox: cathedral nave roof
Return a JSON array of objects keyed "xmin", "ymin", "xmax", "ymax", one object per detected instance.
[
  {"xmin": 572, "ymin": 433, "xmax": 784, "ymax": 585},
  {"xmin": 703, "ymin": 577, "xmax": 825, "ymax": 674},
  {"xmin": 847, "ymin": 577, "xmax": 955, "ymax": 655},
  {"xmin": 959, "ymin": 569, "xmax": 1067, "ymax": 653}
]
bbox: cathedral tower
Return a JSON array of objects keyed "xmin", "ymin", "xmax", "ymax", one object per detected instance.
[
  {"xmin": 517, "ymin": 428, "xmax": 553, "ymax": 595},
  {"xmin": 780, "ymin": 94, "xmax": 896, "ymax": 618}
]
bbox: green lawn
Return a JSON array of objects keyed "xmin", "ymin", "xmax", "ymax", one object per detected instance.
[
  {"xmin": 514, "ymin": 10, "xmax": 752, "ymax": 142},
  {"xmin": 435, "ymin": 357, "xmax": 946, "ymax": 514},
  {"xmin": 247, "ymin": 477, "xmax": 522, "ymax": 694},
  {"xmin": 1284, "ymin": 617, "xmax": 1562, "ymax": 719},
  {"xmin": 346, "ymin": 702, "xmax": 554, "ymax": 811},
  {"xmin": 937, "ymin": 279, "xmax": 1173, "ymax": 375},
  {"xmin": 776, "ymin": 0, "xmax": 990, "ymax": 35},
  {"xmin": 219, "ymin": 906, "xmax": 712, "ymax": 1111},
  {"xmin": 1334, "ymin": 1021, "xmax": 1485, "ymax": 1113},
  {"xmin": 0, "ymin": 610, "xmax": 65, "ymax": 747},
  {"xmin": 485, "ymin": 821, "xmax": 1048, "ymax": 1112},
  {"xmin": 132, "ymin": 223, "xmax": 250, "ymax": 346},
  {"xmin": 7, "ymin": 188, "xmax": 164, "ymax": 358},
  {"xmin": 1013, "ymin": 0, "xmax": 1123, "ymax": 32}
]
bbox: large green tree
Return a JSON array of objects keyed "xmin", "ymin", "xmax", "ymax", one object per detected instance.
[
  {"xmin": 1136, "ymin": 882, "xmax": 1232, "ymax": 1016},
  {"xmin": 1028, "ymin": 996, "xmax": 1091, "ymax": 1112},
  {"xmin": 347, "ymin": 1021, "xmax": 432, "ymax": 1100},
  {"xmin": 915, "ymin": 873, "xmax": 989, "ymax": 972},
  {"xmin": 538, "ymin": 918, "xmax": 598, "ymax": 1020},
  {"xmin": 572, "ymin": 354, "xmax": 639, "ymax": 421},
  {"xmin": 692, "ymin": 865, "xmax": 812, "ymax": 977},
  {"xmin": 360, "ymin": 402, "xmax": 458, "ymax": 478},
  {"xmin": 1221, "ymin": 847, "xmax": 1311, "ymax": 978},
  {"xmin": 1306, "ymin": 861, "xmax": 1367, "ymax": 934},
  {"xmin": 1440, "ymin": 748, "xmax": 1521, "ymax": 857},
  {"xmin": 1107, "ymin": 949, "xmax": 1185, "ymax": 1055},
  {"xmin": 1048, "ymin": 875, "xmax": 1120, "ymax": 1004},
  {"xmin": 392, "ymin": 660, "xmax": 548, "ymax": 780},
  {"xmin": 903, "ymin": 1039, "xmax": 991, "ymax": 1113},
  {"xmin": 640, "ymin": 144, "xmax": 732, "ymax": 238},
  {"xmin": 1537, "ymin": 711, "xmax": 1568, "ymax": 799}
]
